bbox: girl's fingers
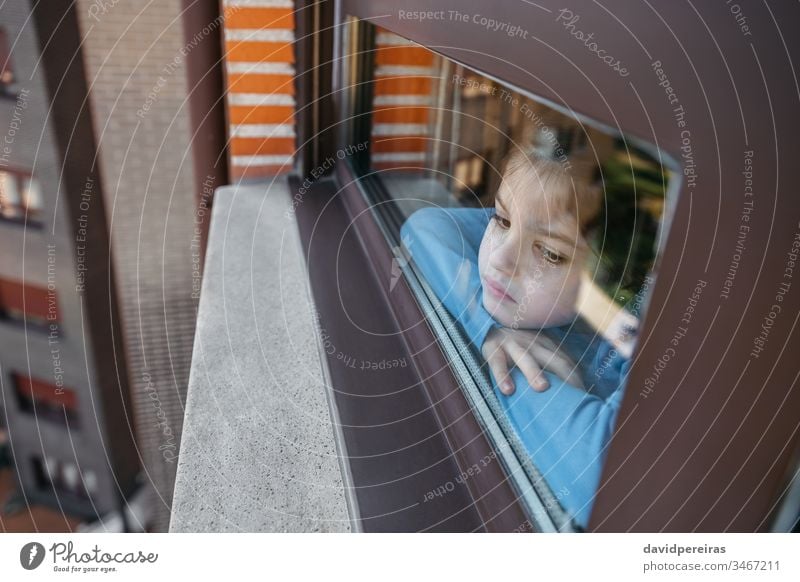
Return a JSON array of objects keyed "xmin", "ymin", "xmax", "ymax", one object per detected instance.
[
  {"xmin": 528, "ymin": 338, "xmax": 585, "ymax": 390},
  {"xmin": 482, "ymin": 339, "xmax": 514, "ymax": 396},
  {"xmin": 505, "ymin": 342, "xmax": 549, "ymax": 391},
  {"xmin": 484, "ymin": 346, "xmax": 514, "ymax": 395},
  {"xmin": 527, "ymin": 333, "xmax": 558, "ymax": 353}
]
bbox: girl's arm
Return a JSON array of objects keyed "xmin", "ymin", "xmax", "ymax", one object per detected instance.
[
  {"xmin": 400, "ymin": 207, "xmax": 499, "ymax": 350},
  {"xmin": 498, "ymin": 342, "xmax": 631, "ymax": 528}
]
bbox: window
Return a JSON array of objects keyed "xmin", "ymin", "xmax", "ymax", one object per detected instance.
[
  {"xmin": 0, "ymin": 169, "xmax": 43, "ymax": 225},
  {"xmin": 13, "ymin": 373, "xmax": 79, "ymax": 429},
  {"xmin": 0, "ymin": 27, "xmax": 14, "ymax": 93},
  {"xmin": 0, "ymin": 277, "xmax": 57, "ymax": 327},
  {"xmin": 342, "ymin": 20, "xmax": 675, "ymax": 531},
  {"xmin": 31, "ymin": 456, "xmax": 97, "ymax": 499}
]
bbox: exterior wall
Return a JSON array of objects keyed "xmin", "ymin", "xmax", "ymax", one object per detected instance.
[
  {"xmin": 74, "ymin": 0, "xmax": 202, "ymax": 531},
  {"xmin": 222, "ymin": 0, "xmax": 297, "ymax": 180},
  {"xmin": 0, "ymin": 0, "xmax": 128, "ymax": 518}
]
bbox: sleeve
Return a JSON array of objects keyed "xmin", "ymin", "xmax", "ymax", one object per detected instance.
[
  {"xmin": 400, "ymin": 207, "xmax": 500, "ymax": 351},
  {"xmin": 498, "ymin": 353, "xmax": 632, "ymax": 529}
]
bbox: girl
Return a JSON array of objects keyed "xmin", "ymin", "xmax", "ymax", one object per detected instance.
[{"xmin": 401, "ymin": 149, "xmax": 634, "ymax": 529}]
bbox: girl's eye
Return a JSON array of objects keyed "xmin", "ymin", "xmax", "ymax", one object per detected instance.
[
  {"xmin": 538, "ymin": 245, "xmax": 564, "ymax": 265},
  {"xmin": 492, "ymin": 214, "xmax": 511, "ymax": 229}
]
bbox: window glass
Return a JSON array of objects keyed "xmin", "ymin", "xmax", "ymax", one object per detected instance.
[
  {"xmin": 0, "ymin": 170, "xmax": 21, "ymax": 218},
  {"xmin": 0, "ymin": 28, "xmax": 14, "ymax": 90},
  {"xmin": 0, "ymin": 170, "xmax": 43, "ymax": 225},
  {"xmin": 345, "ymin": 21, "xmax": 675, "ymax": 530},
  {"xmin": 31, "ymin": 456, "xmax": 95, "ymax": 499},
  {"xmin": 21, "ymin": 176, "xmax": 42, "ymax": 216}
]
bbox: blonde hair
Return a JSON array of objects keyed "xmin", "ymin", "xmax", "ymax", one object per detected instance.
[{"xmin": 500, "ymin": 148, "xmax": 601, "ymax": 236}]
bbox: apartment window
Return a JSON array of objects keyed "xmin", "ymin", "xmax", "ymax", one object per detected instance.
[
  {"xmin": 0, "ymin": 277, "xmax": 56, "ymax": 327},
  {"xmin": 0, "ymin": 169, "xmax": 43, "ymax": 225},
  {"xmin": 31, "ymin": 456, "xmax": 97, "ymax": 499},
  {"xmin": 342, "ymin": 20, "xmax": 674, "ymax": 530},
  {"xmin": 0, "ymin": 28, "xmax": 14, "ymax": 92},
  {"xmin": 13, "ymin": 373, "xmax": 79, "ymax": 429}
]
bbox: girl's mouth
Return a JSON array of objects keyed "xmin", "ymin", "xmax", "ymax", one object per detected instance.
[{"xmin": 482, "ymin": 277, "xmax": 517, "ymax": 303}]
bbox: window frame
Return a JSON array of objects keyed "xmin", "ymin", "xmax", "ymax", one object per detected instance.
[
  {"xmin": 336, "ymin": 13, "xmax": 685, "ymax": 534},
  {"xmin": 294, "ymin": 0, "xmax": 800, "ymax": 532},
  {"xmin": 338, "ymin": 16, "xmax": 579, "ymax": 531}
]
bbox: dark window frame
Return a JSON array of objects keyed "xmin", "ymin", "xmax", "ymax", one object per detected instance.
[
  {"xmin": 294, "ymin": 0, "xmax": 800, "ymax": 532},
  {"xmin": 335, "ymin": 15, "xmax": 680, "ymax": 533},
  {"xmin": 337, "ymin": 16, "xmax": 579, "ymax": 531}
]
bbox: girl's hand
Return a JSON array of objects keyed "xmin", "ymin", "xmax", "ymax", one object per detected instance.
[
  {"xmin": 606, "ymin": 309, "xmax": 639, "ymax": 358},
  {"xmin": 481, "ymin": 327, "xmax": 585, "ymax": 395}
]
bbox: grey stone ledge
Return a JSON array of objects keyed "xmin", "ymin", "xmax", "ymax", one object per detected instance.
[{"xmin": 170, "ymin": 177, "xmax": 354, "ymax": 532}]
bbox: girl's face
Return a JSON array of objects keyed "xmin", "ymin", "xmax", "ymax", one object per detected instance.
[{"xmin": 477, "ymin": 177, "xmax": 588, "ymax": 329}]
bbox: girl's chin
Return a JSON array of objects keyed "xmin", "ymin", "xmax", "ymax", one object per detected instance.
[
  {"xmin": 482, "ymin": 292, "xmax": 575, "ymax": 328},
  {"xmin": 481, "ymin": 293, "xmax": 518, "ymax": 324}
]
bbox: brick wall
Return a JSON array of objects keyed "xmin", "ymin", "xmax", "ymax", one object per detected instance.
[{"xmin": 75, "ymin": 0, "xmax": 201, "ymax": 531}]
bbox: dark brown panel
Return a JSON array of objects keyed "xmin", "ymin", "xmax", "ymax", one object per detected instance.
[
  {"xmin": 293, "ymin": 176, "xmax": 492, "ymax": 532},
  {"xmin": 180, "ymin": 0, "xmax": 229, "ymax": 255},
  {"xmin": 335, "ymin": 162, "xmax": 536, "ymax": 532},
  {"xmin": 294, "ymin": 0, "xmax": 337, "ymax": 178}
]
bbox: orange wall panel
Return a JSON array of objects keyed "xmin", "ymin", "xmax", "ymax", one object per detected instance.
[
  {"xmin": 225, "ymin": 41, "xmax": 295, "ymax": 63},
  {"xmin": 373, "ymin": 106, "xmax": 430, "ymax": 124},
  {"xmin": 228, "ymin": 106, "xmax": 294, "ymax": 125},
  {"xmin": 226, "ymin": 73, "xmax": 295, "ymax": 94},
  {"xmin": 374, "ymin": 77, "xmax": 432, "ymax": 95},
  {"xmin": 224, "ymin": 7, "xmax": 295, "ymax": 29},
  {"xmin": 230, "ymin": 137, "xmax": 296, "ymax": 156}
]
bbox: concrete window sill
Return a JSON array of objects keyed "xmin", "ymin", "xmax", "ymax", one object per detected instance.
[{"xmin": 170, "ymin": 178, "xmax": 353, "ymax": 532}]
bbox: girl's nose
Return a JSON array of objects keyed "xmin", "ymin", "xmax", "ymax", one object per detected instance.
[{"xmin": 489, "ymin": 234, "xmax": 522, "ymax": 278}]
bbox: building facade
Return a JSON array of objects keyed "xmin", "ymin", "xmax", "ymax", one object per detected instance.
[
  {"xmin": 1, "ymin": 0, "xmax": 229, "ymax": 531},
  {"xmin": 0, "ymin": 0, "xmax": 139, "ymax": 524}
]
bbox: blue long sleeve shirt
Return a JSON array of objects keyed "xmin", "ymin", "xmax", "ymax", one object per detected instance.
[{"xmin": 401, "ymin": 206, "xmax": 631, "ymax": 529}]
